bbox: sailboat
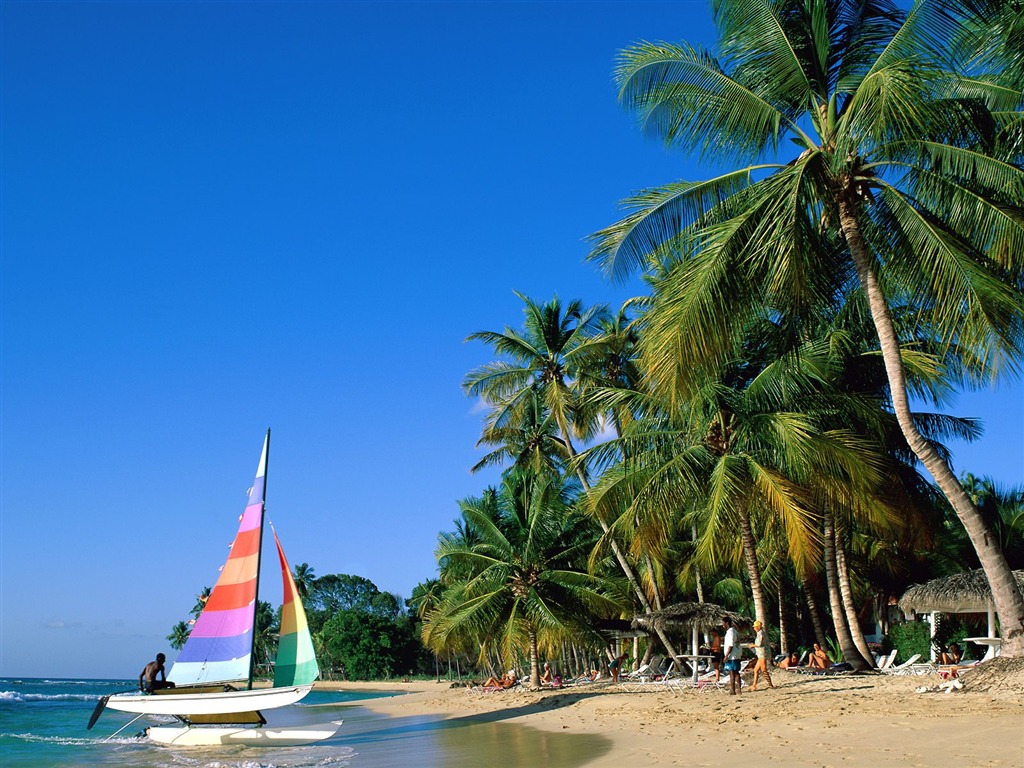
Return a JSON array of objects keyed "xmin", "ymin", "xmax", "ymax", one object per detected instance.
[{"xmin": 89, "ymin": 431, "xmax": 342, "ymax": 746}]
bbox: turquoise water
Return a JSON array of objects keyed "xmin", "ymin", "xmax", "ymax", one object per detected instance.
[{"xmin": 0, "ymin": 679, "xmax": 611, "ymax": 767}]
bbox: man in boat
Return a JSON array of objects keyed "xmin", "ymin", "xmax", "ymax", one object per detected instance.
[{"xmin": 139, "ymin": 653, "xmax": 176, "ymax": 693}]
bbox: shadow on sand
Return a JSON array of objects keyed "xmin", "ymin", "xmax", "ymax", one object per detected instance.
[{"xmin": 331, "ymin": 690, "xmax": 614, "ymax": 767}]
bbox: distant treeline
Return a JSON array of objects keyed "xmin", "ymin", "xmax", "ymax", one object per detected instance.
[{"xmin": 168, "ymin": 570, "xmax": 434, "ymax": 681}]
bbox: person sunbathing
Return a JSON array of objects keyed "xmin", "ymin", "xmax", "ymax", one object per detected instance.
[
  {"xmin": 571, "ymin": 668, "xmax": 600, "ymax": 682},
  {"xmin": 482, "ymin": 671, "xmax": 517, "ymax": 689},
  {"xmin": 939, "ymin": 642, "xmax": 962, "ymax": 665},
  {"xmin": 541, "ymin": 662, "xmax": 553, "ymax": 685},
  {"xmin": 808, "ymin": 643, "xmax": 828, "ymax": 669},
  {"xmin": 777, "ymin": 652, "xmax": 801, "ymax": 669}
]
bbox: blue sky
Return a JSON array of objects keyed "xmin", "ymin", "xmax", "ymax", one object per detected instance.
[{"xmin": 2, "ymin": 1, "xmax": 1020, "ymax": 680}]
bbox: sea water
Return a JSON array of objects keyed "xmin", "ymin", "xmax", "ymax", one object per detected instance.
[{"xmin": 0, "ymin": 679, "xmax": 612, "ymax": 768}]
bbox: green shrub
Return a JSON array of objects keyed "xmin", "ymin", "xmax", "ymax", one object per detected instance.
[{"xmin": 885, "ymin": 620, "xmax": 931, "ymax": 663}]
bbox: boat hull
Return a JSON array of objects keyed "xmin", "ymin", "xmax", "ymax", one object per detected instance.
[
  {"xmin": 146, "ymin": 718, "xmax": 343, "ymax": 746},
  {"xmin": 105, "ymin": 685, "xmax": 313, "ymax": 716}
]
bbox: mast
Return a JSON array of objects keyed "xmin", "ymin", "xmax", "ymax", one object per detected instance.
[{"xmin": 247, "ymin": 428, "xmax": 270, "ymax": 690}]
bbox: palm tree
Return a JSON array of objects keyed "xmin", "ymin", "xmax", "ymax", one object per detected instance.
[
  {"xmin": 471, "ymin": 388, "xmax": 570, "ymax": 479},
  {"xmin": 585, "ymin": 318, "xmax": 887, "ymax": 643},
  {"xmin": 465, "ymin": 293, "xmax": 683, "ymax": 656},
  {"xmin": 588, "ymin": 0, "xmax": 1024, "ymax": 655},
  {"xmin": 292, "ymin": 563, "xmax": 316, "ymax": 601},
  {"xmin": 190, "ymin": 586, "xmax": 211, "ymax": 620},
  {"xmin": 167, "ymin": 621, "xmax": 191, "ymax": 651},
  {"xmin": 424, "ymin": 470, "xmax": 627, "ymax": 688}
]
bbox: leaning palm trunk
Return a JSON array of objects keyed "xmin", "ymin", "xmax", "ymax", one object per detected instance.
[
  {"xmin": 738, "ymin": 504, "xmax": 769, "ymax": 625},
  {"xmin": 800, "ymin": 573, "xmax": 827, "ymax": 648},
  {"xmin": 834, "ymin": 523, "xmax": 875, "ymax": 667},
  {"xmin": 840, "ymin": 199, "xmax": 1024, "ymax": 657},
  {"xmin": 777, "ymin": 586, "xmax": 789, "ymax": 657},
  {"xmin": 823, "ymin": 508, "xmax": 871, "ymax": 670}
]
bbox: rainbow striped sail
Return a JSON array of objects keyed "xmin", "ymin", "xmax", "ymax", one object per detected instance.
[
  {"xmin": 272, "ymin": 530, "xmax": 319, "ymax": 686},
  {"xmin": 168, "ymin": 434, "xmax": 269, "ymax": 687}
]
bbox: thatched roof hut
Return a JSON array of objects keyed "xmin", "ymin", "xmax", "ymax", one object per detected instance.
[
  {"xmin": 632, "ymin": 601, "xmax": 750, "ymax": 634},
  {"xmin": 633, "ymin": 602, "xmax": 751, "ymax": 654},
  {"xmin": 899, "ymin": 569, "xmax": 1024, "ymax": 615}
]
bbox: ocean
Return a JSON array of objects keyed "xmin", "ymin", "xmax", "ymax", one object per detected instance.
[{"xmin": 0, "ymin": 679, "xmax": 611, "ymax": 768}]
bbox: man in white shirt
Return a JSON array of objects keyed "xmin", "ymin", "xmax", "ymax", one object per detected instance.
[{"xmin": 722, "ymin": 617, "xmax": 742, "ymax": 695}]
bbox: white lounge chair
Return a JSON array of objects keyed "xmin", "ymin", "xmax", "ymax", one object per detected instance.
[
  {"xmin": 621, "ymin": 658, "xmax": 676, "ymax": 692},
  {"xmin": 877, "ymin": 649, "xmax": 898, "ymax": 670},
  {"xmin": 620, "ymin": 655, "xmax": 664, "ymax": 684},
  {"xmin": 882, "ymin": 653, "xmax": 924, "ymax": 674}
]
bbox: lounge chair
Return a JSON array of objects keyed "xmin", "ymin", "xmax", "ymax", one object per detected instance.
[
  {"xmin": 667, "ymin": 668, "xmax": 725, "ymax": 694},
  {"xmin": 881, "ymin": 654, "xmax": 925, "ymax": 675},
  {"xmin": 877, "ymin": 649, "xmax": 898, "ymax": 670},
  {"xmin": 621, "ymin": 658, "xmax": 677, "ymax": 692},
  {"xmin": 620, "ymin": 655, "xmax": 664, "ymax": 685}
]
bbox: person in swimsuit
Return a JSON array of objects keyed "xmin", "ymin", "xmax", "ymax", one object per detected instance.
[
  {"xmin": 808, "ymin": 643, "xmax": 828, "ymax": 669},
  {"xmin": 139, "ymin": 653, "xmax": 176, "ymax": 693},
  {"xmin": 748, "ymin": 620, "xmax": 774, "ymax": 690},
  {"xmin": 608, "ymin": 652, "xmax": 628, "ymax": 683}
]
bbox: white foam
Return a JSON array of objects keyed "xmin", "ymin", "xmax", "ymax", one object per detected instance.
[{"xmin": 0, "ymin": 690, "xmax": 100, "ymax": 702}]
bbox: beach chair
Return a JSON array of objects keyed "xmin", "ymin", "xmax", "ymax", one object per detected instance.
[
  {"xmin": 669, "ymin": 669, "xmax": 725, "ymax": 694},
  {"xmin": 881, "ymin": 654, "xmax": 923, "ymax": 675},
  {"xmin": 621, "ymin": 658, "xmax": 675, "ymax": 692},
  {"xmin": 877, "ymin": 649, "xmax": 898, "ymax": 670},
  {"xmin": 620, "ymin": 655, "xmax": 664, "ymax": 685}
]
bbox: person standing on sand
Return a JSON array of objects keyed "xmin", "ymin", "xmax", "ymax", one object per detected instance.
[
  {"xmin": 748, "ymin": 620, "xmax": 774, "ymax": 690},
  {"xmin": 709, "ymin": 628, "xmax": 723, "ymax": 682},
  {"xmin": 139, "ymin": 653, "xmax": 175, "ymax": 693},
  {"xmin": 608, "ymin": 652, "xmax": 628, "ymax": 684},
  {"xmin": 722, "ymin": 617, "xmax": 742, "ymax": 695}
]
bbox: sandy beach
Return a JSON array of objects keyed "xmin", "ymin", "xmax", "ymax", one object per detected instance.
[{"xmin": 314, "ymin": 661, "xmax": 1024, "ymax": 768}]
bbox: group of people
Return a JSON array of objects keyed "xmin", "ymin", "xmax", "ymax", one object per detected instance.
[
  {"xmin": 699, "ymin": 617, "xmax": 773, "ymax": 694},
  {"xmin": 716, "ymin": 616, "xmax": 774, "ymax": 694},
  {"xmin": 773, "ymin": 642, "xmax": 829, "ymax": 670}
]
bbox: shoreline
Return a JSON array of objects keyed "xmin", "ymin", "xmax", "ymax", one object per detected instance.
[{"xmin": 312, "ymin": 665, "xmax": 1024, "ymax": 767}]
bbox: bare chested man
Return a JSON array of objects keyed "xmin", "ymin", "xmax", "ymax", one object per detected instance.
[{"xmin": 139, "ymin": 653, "xmax": 176, "ymax": 693}]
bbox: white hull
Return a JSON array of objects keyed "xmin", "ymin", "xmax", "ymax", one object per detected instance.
[
  {"xmin": 146, "ymin": 718, "xmax": 343, "ymax": 746},
  {"xmin": 105, "ymin": 685, "xmax": 313, "ymax": 716}
]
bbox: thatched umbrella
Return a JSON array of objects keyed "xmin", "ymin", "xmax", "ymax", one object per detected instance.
[
  {"xmin": 899, "ymin": 569, "xmax": 1024, "ymax": 614},
  {"xmin": 632, "ymin": 602, "xmax": 751, "ymax": 656},
  {"xmin": 899, "ymin": 569, "xmax": 1024, "ymax": 660}
]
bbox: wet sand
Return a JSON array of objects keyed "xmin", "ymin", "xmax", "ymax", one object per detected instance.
[{"xmin": 315, "ymin": 663, "xmax": 1024, "ymax": 767}]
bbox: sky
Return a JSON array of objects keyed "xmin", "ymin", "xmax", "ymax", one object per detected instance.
[{"xmin": 1, "ymin": 1, "xmax": 1020, "ymax": 680}]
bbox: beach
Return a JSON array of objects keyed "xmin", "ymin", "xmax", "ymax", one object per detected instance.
[{"xmin": 318, "ymin": 661, "xmax": 1024, "ymax": 768}]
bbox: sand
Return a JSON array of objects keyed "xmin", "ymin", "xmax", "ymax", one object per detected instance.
[{"xmin": 314, "ymin": 660, "xmax": 1024, "ymax": 767}]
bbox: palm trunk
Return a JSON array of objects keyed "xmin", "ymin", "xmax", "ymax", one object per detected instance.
[
  {"xmin": 738, "ymin": 504, "xmax": 769, "ymax": 624},
  {"xmin": 560, "ymin": 418, "xmax": 680, "ymax": 658},
  {"xmin": 840, "ymin": 197, "xmax": 1024, "ymax": 657},
  {"xmin": 777, "ymin": 585, "xmax": 789, "ymax": 656},
  {"xmin": 528, "ymin": 629, "xmax": 540, "ymax": 689},
  {"xmin": 834, "ymin": 522, "xmax": 875, "ymax": 667},
  {"xmin": 823, "ymin": 508, "xmax": 870, "ymax": 670},
  {"xmin": 800, "ymin": 573, "xmax": 827, "ymax": 648},
  {"xmin": 694, "ymin": 523, "xmax": 705, "ymax": 603}
]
